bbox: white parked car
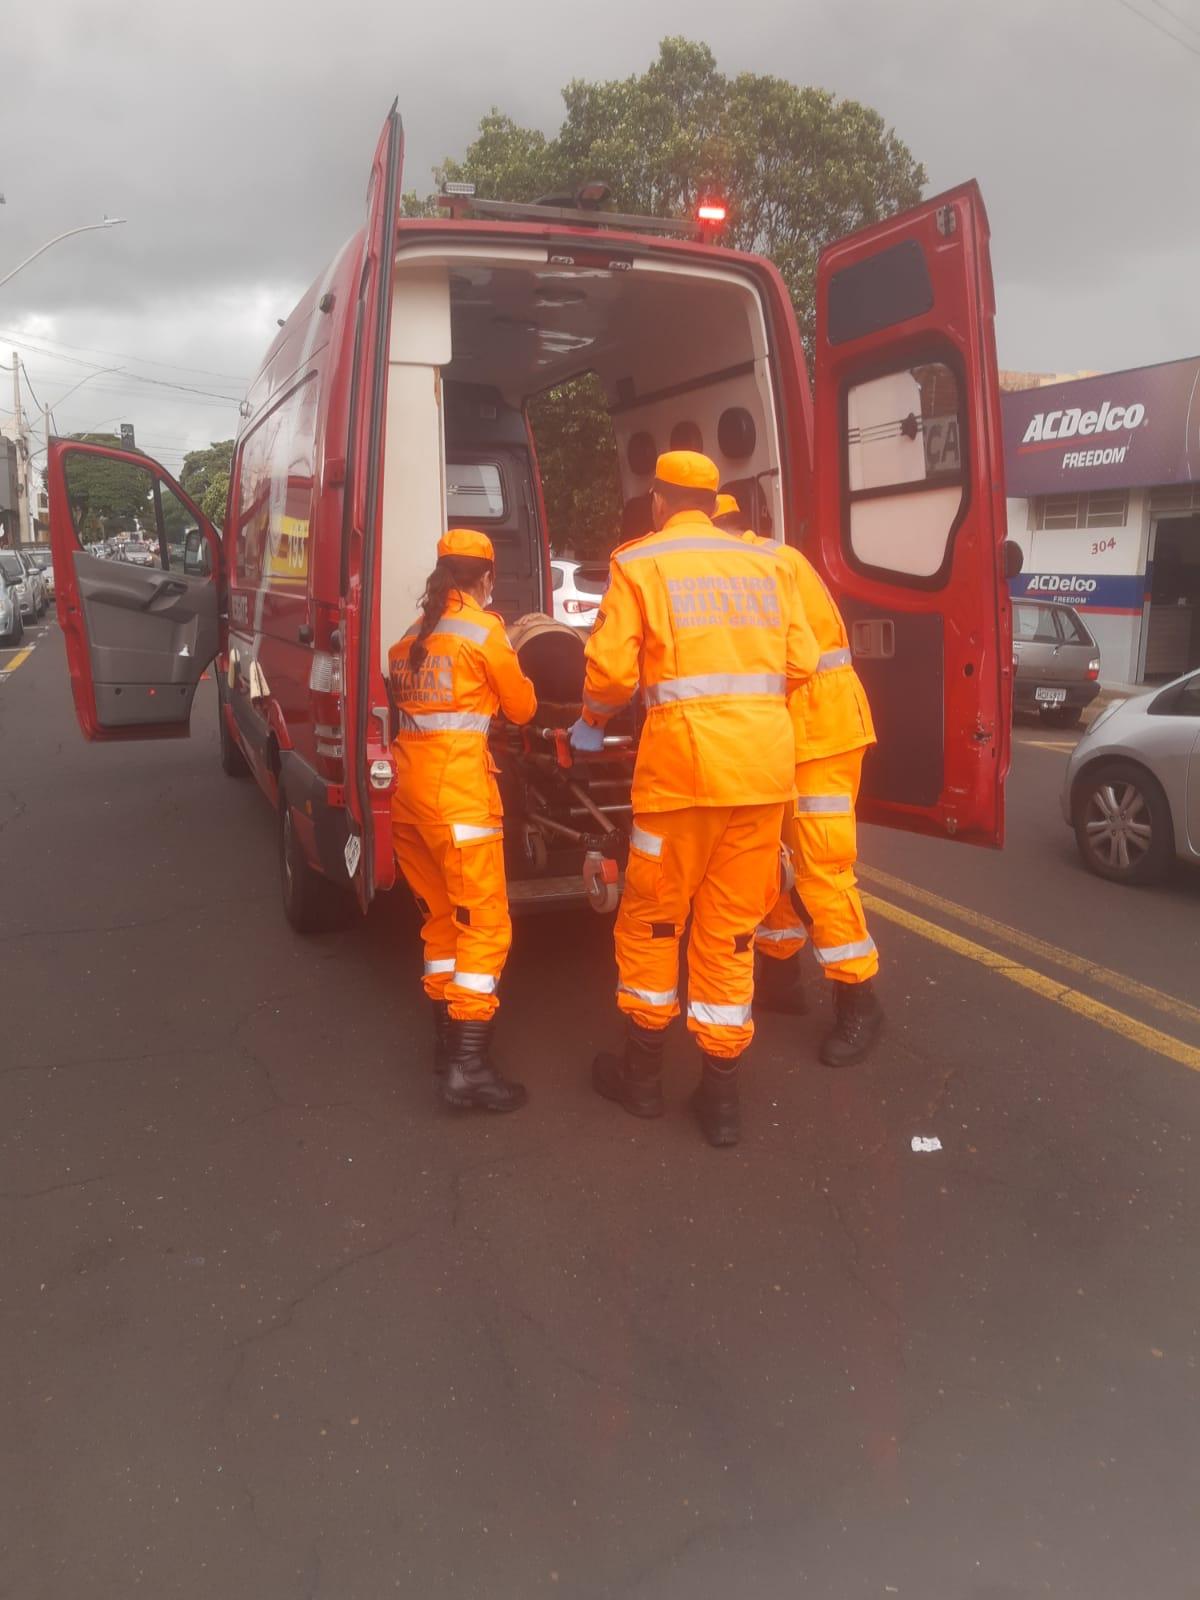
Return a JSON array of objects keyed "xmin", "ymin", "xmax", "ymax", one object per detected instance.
[
  {"xmin": 550, "ymin": 558, "xmax": 608, "ymax": 629},
  {"xmin": 26, "ymin": 546, "xmax": 55, "ymax": 598}
]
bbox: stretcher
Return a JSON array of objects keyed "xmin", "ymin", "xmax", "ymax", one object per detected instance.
[{"xmin": 495, "ymin": 614, "xmax": 635, "ymax": 913}]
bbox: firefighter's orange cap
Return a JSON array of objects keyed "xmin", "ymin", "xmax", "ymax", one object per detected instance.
[
  {"xmin": 438, "ymin": 527, "xmax": 495, "ymax": 562},
  {"xmin": 654, "ymin": 450, "xmax": 720, "ymax": 493},
  {"xmin": 714, "ymin": 493, "xmax": 741, "ymax": 518}
]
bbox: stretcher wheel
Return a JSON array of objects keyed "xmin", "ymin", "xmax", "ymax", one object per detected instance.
[
  {"xmin": 523, "ymin": 825, "xmax": 548, "ymax": 873},
  {"xmin": 779, "ymin": 840, "xmax": 796, "ymax": 895},
  {"xmin": 584, "ymin": 850, "xmax": 620, "ymax": 915}
]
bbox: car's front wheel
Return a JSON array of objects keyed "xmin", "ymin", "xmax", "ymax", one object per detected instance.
[{"xmin": 1073, "ymin": 760, "xmax": 1173, "ymax": 886}]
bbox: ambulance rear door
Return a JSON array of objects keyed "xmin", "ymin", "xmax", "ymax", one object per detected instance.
[
  {"xmin": 811, "ymin": 180, "xmax": 1010, "ymax": 848},
  {"xmin": 341, "ymin": 101, "xmax": 404, "ymax": 910}
]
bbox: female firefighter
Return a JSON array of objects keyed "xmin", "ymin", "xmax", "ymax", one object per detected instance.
[{"xmin": 388, "ymin": 528, "xmax": 537, "ymax": 1112}]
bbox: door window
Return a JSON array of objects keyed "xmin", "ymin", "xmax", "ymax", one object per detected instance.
[
  {"xmin": 61, "ymin": 451, "xmax": 196, "ymax": 570},
  {"xmin": 446, "ymin": 461, "xmax": 506, "ymax": 522},
  {"xmin": 844, "ymin": 360, "xmax": 966, "ymax": 583}
]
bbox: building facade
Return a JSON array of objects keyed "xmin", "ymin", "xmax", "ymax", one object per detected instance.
[{"xmin": 1002, "ymin": 357, "xmax": 1200, "ymax": 685}]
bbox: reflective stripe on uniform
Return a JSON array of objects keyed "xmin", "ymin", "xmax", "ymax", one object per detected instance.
[
  {"xmin": 451, "ymin": 822, "xmax": 503, "ymax": 846},
  {"xmin": 795, "ymin": 794, "xmax": 852, "ymax": 814},
  {"xmin": 816, "ymin": 647, "xmax": 853, "ymax": 672},
  {"xmin": 615, "ymin": 535, "xmax": 779, "ymax": 565},
  {"xmin": 629, "ymin": 823, "xmax": 664, "ymax": 858},
  {"xmin": 432, "ymin": 616, "xmax": 491, "ymax": 645},
  {"xmin": 584, "ymin": 691, "xmax": 623, "ymax": 717},
  {"xmin": 454, "ymin": 970, "xmax": 499, "ymax": 994},
  {"xmin": 688, "ymin": 999, "xmax": 752, "ymax": 1027},
  {"xmin": 396, "ymin": 710, "xmax": 492, "ymax": 735},
  {"xmin": 755, "ymin": 925, "xmax": 807, "ymax": 944},
  {"xmin": 644, "ymin": 672, "xmax": 786, "ymax": 707},
  {"xmin": 423, "ymin": 957, "xmax": 455, "ymax": 975},
  {"xmin": 619, "ymin": 982, "xmax": 678, "ymax": 1007},
  {"xmin": 814, "ymin": 937, "xmax": 877, "ymax": 966}
]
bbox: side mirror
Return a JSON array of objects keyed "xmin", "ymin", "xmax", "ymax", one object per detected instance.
[
  {"xmin": 183, "ymin": 529, "xmax": 210, "ymax": 577},
  {"xmin": 1002, "ymin": 540, "xmax": 1024, "ymax": 580}
]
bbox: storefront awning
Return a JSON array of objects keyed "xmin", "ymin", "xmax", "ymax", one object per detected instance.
[{"xmin": 1003, "ymin": 356, "xmax": 1200, "ymax": 496}]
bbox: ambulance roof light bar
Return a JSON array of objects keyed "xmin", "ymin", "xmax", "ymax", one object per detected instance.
[{"xmin": 436, "ymin": 180, "xmax": 720, "ymax": 242}]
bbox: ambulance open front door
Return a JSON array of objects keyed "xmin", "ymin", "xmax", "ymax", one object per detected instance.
[
  {"xmin": 811, "ymin": 181, "xmax": 1011, "ymax": 848},
  {"xmin": 46, "ymin": 439, "xmax": 224, "ymax": 742}
]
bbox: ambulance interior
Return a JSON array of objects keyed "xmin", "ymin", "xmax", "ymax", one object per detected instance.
[
  {"xmin": 377, "ymin": 247, "xmax": 790, "ymax": 894},
  {"xmin": 379, "ymin": 249, "xmax": 788, "ymax": 661}
]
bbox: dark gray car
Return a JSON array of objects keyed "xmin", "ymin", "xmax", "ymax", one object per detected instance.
[{"xmin": 1012, "ymin": 599, "xmax": 1102, "ymax": 728}]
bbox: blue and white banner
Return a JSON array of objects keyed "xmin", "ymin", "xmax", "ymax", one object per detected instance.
[{"xmin": 1008, "ymin": 573, "xmax": 1145, "ymax": 615}]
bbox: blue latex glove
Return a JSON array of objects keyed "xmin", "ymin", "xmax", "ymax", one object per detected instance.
[{"xmin": 569, "ymin": 716, "xmax": 606, "ymax": 753}]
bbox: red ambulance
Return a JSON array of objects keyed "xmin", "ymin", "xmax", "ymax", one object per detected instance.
[{"xmin": 48, "ymin": 106, "xmax": 1012, "ymax": 931}]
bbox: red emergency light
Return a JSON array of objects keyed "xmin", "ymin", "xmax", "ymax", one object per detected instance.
[{"xmin": 696, "ymin": 200, "xmax": 728, "ymax": 244}]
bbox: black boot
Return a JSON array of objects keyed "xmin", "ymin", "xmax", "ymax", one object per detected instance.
[
  {"xmin": 592, "ymin": 1021, "xmax": 665, "ymax": 1119},
  {"xmin": 431, "ymin": 1000, "xmax": 451, "ymax": 1076},
  {"xmin": 754, "ymin": 950, "xmax": 808, "ymax": 1015},
  {"xmin": 692, "ymin": 1055, "xmax": 740, "ymax": 1148},
  {"xmin": 443, "ymin": 1018, "xmax": 528, "ymax": 1112},
  {"xmin": 819, "ymin": 979, "xmax": 883, "ymax": 1067}
]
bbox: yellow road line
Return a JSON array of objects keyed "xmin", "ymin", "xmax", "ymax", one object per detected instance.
[
  {"xmin": 860, "ymin": 864, "xmax": 1200, "ymax": 1033},
  {"xmin": 863, "ymin": 893, "xmax": 1200, "ymax": 1074},
  {"xmin": 1018, "ymin": 739, "xmax": 1076, "ymax": 753},
  {"xmin": 0, "ymin": 646, "xmax": 34, "ymax": 675}
]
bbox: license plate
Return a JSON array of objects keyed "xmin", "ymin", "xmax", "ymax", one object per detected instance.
[{"xmin": 1035, "ymin": 687, "xmax": 1067, "ymax": 704}]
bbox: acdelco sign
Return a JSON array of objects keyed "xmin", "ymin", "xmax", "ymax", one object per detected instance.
[
  {"xmin": 1025, "ymin": 575, "xmax": 1097, "ymax": 595},
  {"xmin": 1002, "ymin": 355, "xmax": 1200, "ymax": 496},
  {"xmin": 1021, "ymin": 400, "xmax": 1146, "ymax": 445}
]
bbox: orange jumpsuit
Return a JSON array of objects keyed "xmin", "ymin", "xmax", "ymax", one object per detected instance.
[
  {"xmin": 753, "ymin": 544, "xmax": 879, "ymax": 984},
  {"xmin": 388, "ymin": 592, "xmax": 537, "ymax": 1021},
  {"xmin": 581, "ymin": 511, "xmax": 819, "ymax": 1060}
]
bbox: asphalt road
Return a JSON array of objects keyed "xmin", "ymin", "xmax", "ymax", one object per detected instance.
[{"xmin": 3, "ymin": 623, "xmax": 1199, "ymax": 1600}]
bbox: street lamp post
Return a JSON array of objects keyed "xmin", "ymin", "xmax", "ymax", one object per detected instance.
[{"xmin": 0, "ymin": 217, "xmax": 127, "ymax": 293}]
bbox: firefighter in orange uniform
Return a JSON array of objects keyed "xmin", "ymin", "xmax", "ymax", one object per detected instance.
[
  {"xmin": 388, "ymin": 528, "xmax": 537, "ymax": 1111},
  {"xmin": 572, "ymin": 454, "xmax": 819, "ymax": 1146},
  {"xmin": 713, "ymin": 495, "xmax": 883, "ymax": 1066}
]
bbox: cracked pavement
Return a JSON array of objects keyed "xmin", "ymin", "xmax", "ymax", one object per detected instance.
[{"xmin": 3, "ymin": 631, "xmax": 1200, "ymax": 1599}]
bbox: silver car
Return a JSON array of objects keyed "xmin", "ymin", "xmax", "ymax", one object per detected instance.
[
  {"xmin": 0, "ymin": 550, "xmax": 37, "ymax": 623},
  {"xmin": 1061, "ymin": 669, "xmax": 1200, "ymax": 884},
  {"xmin": 16, "ymin": 550, "xmax": 49, "ymax": 616},
  {"xmin": 1013, "ymin": 599, "xmax": 1102, "ymax": 729},
  {"xmin": 0, "ymin": 570, "xmax": 23, "ymax": 645}
]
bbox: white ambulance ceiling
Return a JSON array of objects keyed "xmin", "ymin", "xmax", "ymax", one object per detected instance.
[{"xmin": 438, "ymin": 259, "xmax": 765, "ymax": 405}]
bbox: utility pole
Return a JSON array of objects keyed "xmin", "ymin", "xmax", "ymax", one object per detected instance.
[
  {"xmin": 9, "ymin": 350, "xmax": 31, "ymax": 545},
  {"xmin": 42, "ymin": 403, "xmax": 53, "ymax": 540}
]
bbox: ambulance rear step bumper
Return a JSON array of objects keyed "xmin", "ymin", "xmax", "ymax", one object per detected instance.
[{"xmin": 508, "ymin": 874, "xmax": 590, "ymax": 913}]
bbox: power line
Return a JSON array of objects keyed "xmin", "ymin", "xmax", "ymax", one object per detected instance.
[
  {"xmin": 0, "ymin": 325, "xmax": 250, "ymax": 385},
  {"xmin": 20, "ymin": 362, "xmax": 47, "ymax": 412},
  {"xmin": 1142, "ymin": 0, "xmax": 1200, "ymax": 42},
  {"xmin": 1113, "ymin": 0, "xmax": 1200, "ymax": 56},
  {"xmin": 5, "ymin": 334, "xmax": 245, "ymax": 402}
]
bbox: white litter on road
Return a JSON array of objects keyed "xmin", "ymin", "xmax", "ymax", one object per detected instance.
[{"xmin": 911, "ymin": 1136, "xmax": 943, "ymax": 1153}]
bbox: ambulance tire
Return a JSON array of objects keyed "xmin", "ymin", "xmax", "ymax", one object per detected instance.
[
  {"xmin": 217, "ymin": 693, "xmax": 250, "ymax": 778},
  {"xmin": 279, "ymin": 796, "xmax": 353, "ymax": 934}
]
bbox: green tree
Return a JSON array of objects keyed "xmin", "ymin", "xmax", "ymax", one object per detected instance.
[
  {"xmin": 180, "ymin": 440, "xmax": 233, "ymax": 528},
  {"xmin": 422, "ymin": 39, "xmax": 926, "ymax": 556},
  {"xmin": 64, "ymin": 434, "xmax": 153, "ymax": 542}
]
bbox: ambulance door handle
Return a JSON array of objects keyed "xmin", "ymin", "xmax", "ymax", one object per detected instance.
[
  {"xmin": 298, "ymin": 623, "xmax": 314, "ymax": 644},
  {"xmin": 850, "ymin": 618, "xmax": 895, "ymax": 661}
]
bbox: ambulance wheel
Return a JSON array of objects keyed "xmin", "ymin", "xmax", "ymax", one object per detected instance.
[
  {"xmin": 217, "ymin": 692, "xmax": 250, "ymax": 778},
  {"xmin": 279, "ymin": 798, "xmax": 352, "ymax": 933}
]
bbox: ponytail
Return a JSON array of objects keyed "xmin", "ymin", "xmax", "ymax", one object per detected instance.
[{"xmin": 408, "ymin": 554, "xmax": 494, "ymax": 669}]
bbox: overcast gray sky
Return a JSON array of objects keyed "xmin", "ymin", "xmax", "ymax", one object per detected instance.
[{"xmin": 3, "ymin": 0, "xmax": 1198, "ymax": 472}]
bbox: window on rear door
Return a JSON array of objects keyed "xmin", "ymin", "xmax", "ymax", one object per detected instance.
[
  {"xmin": 843, "ymin": 358, "xmax": 966, "ymax": 586},
  {"xmin": 1057, "ymin": 608, "xmax": 1094, "ymax": 645},
  {"xmin": 446, "ymin": 462, "xmax": 507, "ymax": 523}
]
